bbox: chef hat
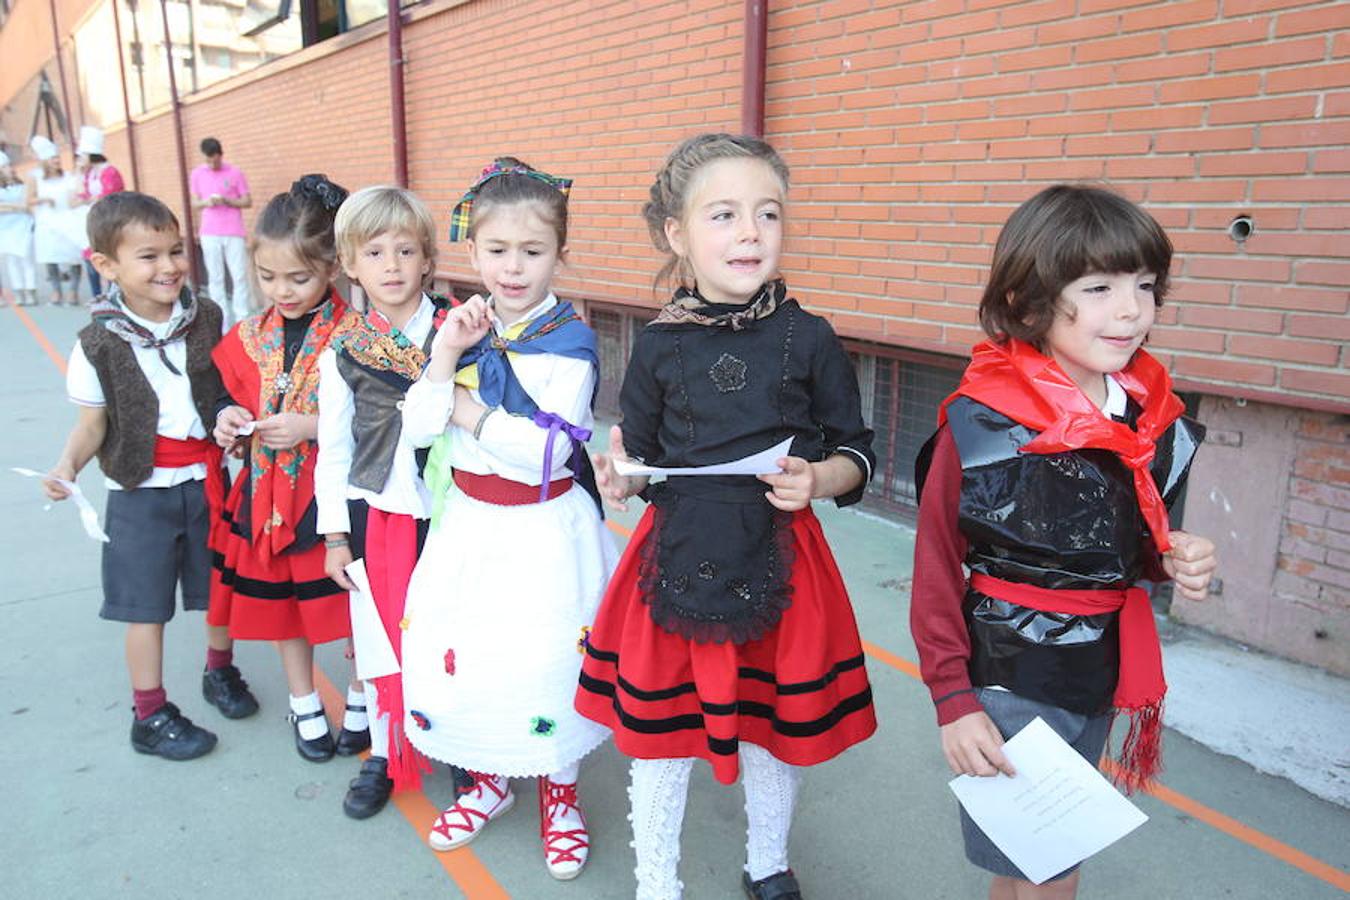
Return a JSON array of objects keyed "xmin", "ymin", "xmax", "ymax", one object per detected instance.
[
  {"xmin": 30, "ymin": 135, "xmax": 59, "ymax": 161},
  {"xmin": 77, "ymin": 125, "xmax": 105, "ymax": 156}
]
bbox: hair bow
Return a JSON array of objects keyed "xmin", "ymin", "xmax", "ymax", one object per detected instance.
[
  {"xmin": 292, "ymin": 173, "xmax": 348, "ymax": 211},
  {"xmin": 447, "ymin": 162, "xmax": 572, "ymax": 242}
]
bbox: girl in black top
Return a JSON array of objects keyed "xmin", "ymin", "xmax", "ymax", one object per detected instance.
[{"xmin": 576, "ymin": 134, "xmax": 877, "ymax": 900}]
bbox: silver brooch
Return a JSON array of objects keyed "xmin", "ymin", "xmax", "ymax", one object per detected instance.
[
  {"xmin": 273, "ymin": 372, "xmax": 294, "ymax": 395},
  {"xmin": 708, "ymin": 353, "xmax": 747, "ymax": 393}
]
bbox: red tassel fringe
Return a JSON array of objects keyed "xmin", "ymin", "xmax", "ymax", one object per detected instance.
[{"xmin": 1112, "ymin": 700, "xmax": 1163, "ymax": 795}]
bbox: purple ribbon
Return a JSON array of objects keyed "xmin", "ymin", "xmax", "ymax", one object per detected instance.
[{"xmin": 531, "ymin": 410, "xmax": 592, "ymax": 502}]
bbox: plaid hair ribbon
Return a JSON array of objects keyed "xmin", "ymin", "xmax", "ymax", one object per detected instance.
[{"xmin": 447, "ymin": 162, "xmax": 573, "ymax": 242}]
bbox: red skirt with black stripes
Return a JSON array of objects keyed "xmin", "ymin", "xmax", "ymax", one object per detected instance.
[
  {"xmin": 575, "ymin": 505, "xmax": 876, "ymax": 784},
  {"xmin": 207, "ymin": 474, "xmax": 349, "ymax": 644}
]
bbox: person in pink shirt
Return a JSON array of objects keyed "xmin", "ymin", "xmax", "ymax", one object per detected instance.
[
  {"xmin": 190, "ymin": 138, "xmax": 253, "ymax": 327},
  {"xmin": 76, "ymin": 126, "xmax": 127, "ymax": 300}
]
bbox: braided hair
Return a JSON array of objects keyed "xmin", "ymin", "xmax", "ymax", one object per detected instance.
[{"xmin": 643, "ymin": 134, "xmax": 790, "ymax": 288}]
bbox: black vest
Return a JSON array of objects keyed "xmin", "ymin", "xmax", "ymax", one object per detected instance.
[
  {"xmin": 333, "ymin": 308, "xmax": 441, "ymax": 493},
  {"xmin": 930, "ymin": 396, "xmax": 1203, "ymax": 713}
]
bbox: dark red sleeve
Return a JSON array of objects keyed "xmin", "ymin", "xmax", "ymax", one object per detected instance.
[{"xmin": 910, "ymin": 425, "xmax": 983, "ymax": 726}]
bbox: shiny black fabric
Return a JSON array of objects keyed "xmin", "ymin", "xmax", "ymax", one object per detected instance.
[
  {"xmin": 639, "ymin": 476, "xmax": 794, "ymax": 645},
  {"xmin": 924, "ymin": 396, "xmax": 1203, "ymax": 714},
  {"xmin": 620, "ymin": 298, "xmax": 876, "ymax": 508}
]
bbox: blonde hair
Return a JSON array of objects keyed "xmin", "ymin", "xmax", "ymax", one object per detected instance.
[
  {"xmin": 335, "ymin": 185, "xmax": 438, "ymax": 272},
  {"xmin": 643, "ymin": 133, "xmax": 790, "ymax": 287}
]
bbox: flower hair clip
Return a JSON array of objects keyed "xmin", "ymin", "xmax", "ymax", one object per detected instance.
[
  {"xmin": 447, "ymin": 162, "xmax": 572, "ymax": 242},
  {"xmin": 292, "ymin": 173, "xmax": 348, "ymax": 211}
]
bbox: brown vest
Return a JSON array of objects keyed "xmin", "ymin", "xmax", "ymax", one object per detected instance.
[
  {"xmin": 334, "ymin": 314, "xmax": 440, "ymax": 492},
  {"xmin": 78, "ymin": 297, "xmax": 225, "ymax": 489}
]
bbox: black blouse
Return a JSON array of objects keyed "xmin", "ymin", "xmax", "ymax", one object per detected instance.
[{"xmin": 619, "ymin": 299, "xmax": 876, "ymax": 507}]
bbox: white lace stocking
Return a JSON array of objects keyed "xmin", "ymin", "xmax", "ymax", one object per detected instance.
[
  {"xmin": 629, "ymin": 757, "xmax": 695, "ymax": 900},
  {"xmin": 741, "ymin": 742, "xmax": 802, "ymax": 881}
]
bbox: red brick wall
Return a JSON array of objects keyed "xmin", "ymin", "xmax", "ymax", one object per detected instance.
[
  {"xmin": 6, "ymin": 0, "xmax": 1348, "ymax": 414},
  {"xmin": 766, "ymin": 0, "xmax": 1349, "ymax": 412}
]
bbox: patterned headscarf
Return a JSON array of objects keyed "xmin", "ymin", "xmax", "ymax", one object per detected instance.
[
  {"xmin": 447, "ymin": 161, "xmax": 572, "ymax": 242},
  {"xmin": 90, "ymin": 283, "xmax": 199, "ymax": 375}
]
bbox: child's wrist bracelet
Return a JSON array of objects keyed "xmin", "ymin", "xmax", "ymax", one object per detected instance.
[
  {"xmin": 473, "ymin": 406, "xmax": 495, "ymax": 440},
  {"xmin": 325, "ymin": 538, "xmax": 349, "ymax": 549}
]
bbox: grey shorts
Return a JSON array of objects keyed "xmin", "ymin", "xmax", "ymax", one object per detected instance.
[
  {"xmin": 959, "ymin": 687, "xmax": 1114, "ymax": 882},
  {"xmin": 100, "ymin": 479, "xmax": 212, "ymax": 624}
]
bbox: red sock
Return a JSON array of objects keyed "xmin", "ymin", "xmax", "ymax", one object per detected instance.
[
  {"xmin": 134, "ymin": 687, "xmax": 168, "ymax": 720},
  {"xmin": 206, "ymin": 647, "xmax": 233, "ymax": 671}
]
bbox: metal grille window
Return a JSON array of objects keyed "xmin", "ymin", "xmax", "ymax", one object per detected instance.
[
  {"xmin": 589, "ymin": 304, "xmax": 655, "ymax": 417},
  {"xmin": 857, "ymin": 350, "xmax": 963, "ymax": 508}
]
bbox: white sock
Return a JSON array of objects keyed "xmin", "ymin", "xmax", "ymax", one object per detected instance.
[
  {"xmin": 365, "ymin": 680, "xmax": 390, "ymax": 759},
  {"xmin": 344, "ymin": 684, "xmax": 369, "ymax": 732},
  {"xmin": 289, "ymin": 692, "xmax": 328, "ymax": 741},
  {"xmin": 630, "ymin": 757, "xmax": 694, "ymax": 900},
  {"xmin": 550, "ymin": 762, "xmax": 580, "ymax": 785},
  {"xmin": 741, "ymin": 743, "xmax": 801, "ymax": 881}
]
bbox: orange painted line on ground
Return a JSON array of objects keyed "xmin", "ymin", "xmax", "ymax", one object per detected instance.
[
  {"xmin": 9, "ymin": 303, "xmax": 70, "ymax": 374},
  {"xmin": 866, "ymin": 640, "xmax": 1350, "ymax": 892},
  {"xmin": 606, "ymin": 519, "xmax": 634, "ymax": 539},
  {"xmin": 315, "ymin": 670, "xmax": 510, "ymax": 899},
  {"xmin": 1103, "ymin": 758, "xmax": 1350, "ymax": 893}
]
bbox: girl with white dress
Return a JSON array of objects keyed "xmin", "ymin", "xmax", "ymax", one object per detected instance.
[
  {"xmin": 398, "ymin": 158, "xmax": 615, "ymax": 881},
  {"xmin": 0, "ymin": 150, "xmax": 37, "ymax": 307},
  {"xmin": 27, "ymin": 136, "xmax": 83, "ymax": 305}
]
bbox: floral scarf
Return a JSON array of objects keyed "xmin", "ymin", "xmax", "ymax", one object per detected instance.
[
  {"xmin": 334, "ymin": 294, "xmax": 450, "ymax": 383},
  {"xmin": 236, "ymin": 291, "xmax": 360, "ymax": 554}
]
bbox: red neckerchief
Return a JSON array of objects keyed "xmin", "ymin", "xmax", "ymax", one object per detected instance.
[{"xmin": 940, "ymin": 337, "xmax": 1184, "ymax": 553}]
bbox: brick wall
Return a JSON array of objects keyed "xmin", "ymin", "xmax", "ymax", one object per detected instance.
[
  {"xmin": 764, "ymin": 0, "xmax": 1349, "ymax": 412},
  {"xmin": 1177, "ymin": 398, "xmax": 1348, "ymax": 676},
  {"xmin": 7, "ymin": 0, "xmax": 1343, "ymax": 410}
]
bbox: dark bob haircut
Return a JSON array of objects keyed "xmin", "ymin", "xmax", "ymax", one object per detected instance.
[
  {"xmin": 978, "ymin": 184, "xmax": 1172, "ymax": 347},
  {"xmin": 87, "ymin": 191, "xmax": 180, "ymax": 257}
]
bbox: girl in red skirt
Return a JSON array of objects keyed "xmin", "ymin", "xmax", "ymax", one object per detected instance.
[
  {"xmin": 209, "ymin": 175, "xmax": 368, "ymax": 762},
  {"xmin": 575, "ymin": 134, "xmax": 878, "ymax": 900}
]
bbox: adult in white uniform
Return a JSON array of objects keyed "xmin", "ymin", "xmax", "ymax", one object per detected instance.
[
  {"xmin": 0, "ymin": 150, "xmax": 37, "ymax": 307},
  {"xmin": 27, "ymin": 135, "xmax": 83, "ymax": 305}
]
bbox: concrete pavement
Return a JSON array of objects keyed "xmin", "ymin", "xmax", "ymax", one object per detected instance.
[{"xmin": 3, "ymin": 301, "xmax": 1347, "ymax": 899}]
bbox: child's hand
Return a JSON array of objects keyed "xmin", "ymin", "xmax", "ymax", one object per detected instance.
[
  {"xmin": 433, "ymin": 294, "xmax": 491, "ymax": 355},
  {"xmin": 940, "ymin": 710, "xmax": 1016, "ymax": 778},
  {"xmin": 253, "ymin": 412, "xmax": 316, "ymax": 450},
  {"xmin": 214, "ymin": 405, "xmax": 254, "ymax": 449},
  {"xmin": 759, "ymin": 456, "xmax": 815, "ymax": 512},
  {"xmin": 42, "ymin": 462, "xmax": 76, "ymax": 502},
  {"xmin": 1163, "ymin": 530, "xmax": 1218, "ymax": 601},
  {"xmin": 324, "ymin": 542, "xmax": 356, "ymax": 592},
  {"xmin": 593, "ymin": 425, "xmax": 642, "ymax": 513}
]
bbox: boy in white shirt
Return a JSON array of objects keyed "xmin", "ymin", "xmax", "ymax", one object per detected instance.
[
  {"xmin": 316, "ymin": 185, "xmax": 457, "ymax": 817},
  {"xmin": 44, "ymin": 192, "xmax": 257, "ymax": 761}
]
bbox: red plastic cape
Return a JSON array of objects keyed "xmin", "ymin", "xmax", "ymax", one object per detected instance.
[{"xmin": 940, "ymin": 338, "xmax": 1184, "ymax": 553}]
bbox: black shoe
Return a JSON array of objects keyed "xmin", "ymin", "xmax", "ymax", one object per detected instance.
[
  {"xmin": 130, "ymin": 702, "xmax": 218, "ymax": 761},
  {"xmin": 343, "ymin": 756, "xmax": 394, "ymax": 819},
  {"xmin": 289, "ymin": 708, "xmax": 335, "ymax": 762},
  {"xmin": 334, "ymin": 699, "xmax": 371, "ymax": 756},
  {"xmin": 202, "ymin": 665, "xmax": 260, "ymax": 719},
  {"xmin": 743, "ymin": 870, "xmax": 803, "ymax": 900}
]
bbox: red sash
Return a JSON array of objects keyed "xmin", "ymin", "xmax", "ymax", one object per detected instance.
[
  {"xmin": 972, "ymin": 573, "xmax": 1164, "ymax": 792},
  {"xmin": 153, "ymin": 435, "xmax": 226, "ymax": 512},
  {"xmin": 452, "ymin": 469, "xmax": 571, "ymax": 505}
]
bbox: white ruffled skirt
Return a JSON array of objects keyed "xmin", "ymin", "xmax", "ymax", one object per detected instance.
[{"xmin": 401, "ymin": 482, "xmax": 616, "ymax": 776}]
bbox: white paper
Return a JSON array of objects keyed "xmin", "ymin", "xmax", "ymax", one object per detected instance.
[
  {"xmin": 235, "ymin": 421, "xmax": 256, "ymax": 436},
  {"xmin": 613, "ymin": 437, "xmax": 793, "ymax": 478},
  {"xmin": 948, "ymin": 717, "xmax": 1148, "ymax": 884},
  {"xmin": 12, "ymin": 467, "xmax": 110, "ymax": 543},
  {"xmin": 345, "ymin": 559, "xmax": 400, "ymax": 681}
]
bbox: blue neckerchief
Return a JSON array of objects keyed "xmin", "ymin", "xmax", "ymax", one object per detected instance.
[{"xmin": 456, "ymin": 299, "xmax": 603, "ymax": 513}]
